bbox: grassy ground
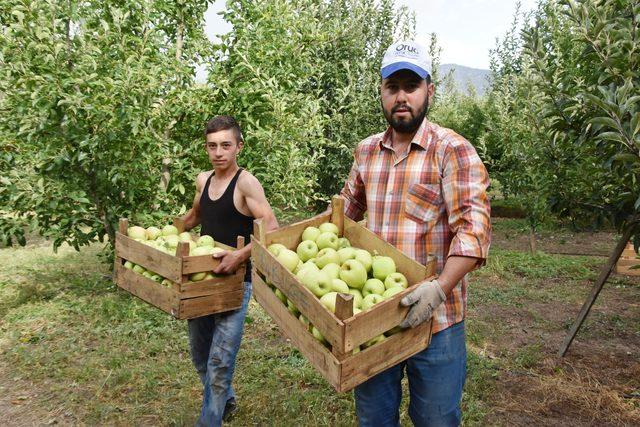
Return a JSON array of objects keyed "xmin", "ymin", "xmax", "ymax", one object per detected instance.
[{"xmin": 0, "ymin": 219, "xmax": 639, "ymax": 425}]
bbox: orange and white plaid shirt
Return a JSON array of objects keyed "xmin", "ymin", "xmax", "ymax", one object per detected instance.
[{"xmin": 340, "ymin": 118, "xmax": 491, "ymax": 333}]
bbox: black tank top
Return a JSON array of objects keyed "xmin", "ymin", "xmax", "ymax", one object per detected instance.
[{"xmin": 200, "ymin": 168, "xmax": 254, "ymax": 281}]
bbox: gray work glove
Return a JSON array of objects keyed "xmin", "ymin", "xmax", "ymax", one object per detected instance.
[{"xmin": 399, "ymin": 279, "xmax": 446, "ymax": 328}]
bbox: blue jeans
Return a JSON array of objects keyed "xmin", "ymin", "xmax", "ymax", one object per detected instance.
[
  {"xmin": 188, "ymin": 281, "xmax": 251, "ymax": 427},
  {"xmin": 354, "ymin": 321, "xmax": 466, "ymax": 427}
]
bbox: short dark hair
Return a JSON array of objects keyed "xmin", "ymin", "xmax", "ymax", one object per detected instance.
[
  {"xmin": 426, "ymin": 74, "xmax": 432, "ymax": 85},
  {"xmin": 205, "ymin": 115, "xmax": 243, "ymax": 144}
]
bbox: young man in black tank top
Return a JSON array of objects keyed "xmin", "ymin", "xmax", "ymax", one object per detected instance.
[{"xmin": 179, "ymin": 115, "xmax": 278, "ymax": 426}]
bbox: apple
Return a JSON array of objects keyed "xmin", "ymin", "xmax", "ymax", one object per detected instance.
[
  {"xmin": 320, "ymin": 292, "xmax": 339, "ymax": 313},
  {"xmin": 150, "ymin": 274, "xmax": 163, "ymax": 283},
  {"xmin": 384, "ymin": 272, "xmax": 408, "ymax": 290},
  {"xmin": 311, "ymin": 326, "xmax": 328, "ymax": 346},
  {"xmin": 293, "ymin": 260, "xmax": 304, "ymax": 274},
  {"xmin": 337, "ymin": 237, "xmax": 351, "ymax": 249},
  {"xmin": 197, "ymin": 235, "xmax": 216, "ymax": 247},
  {"xmin": 339, "ymin": 259, "xmax": 368, "ymax": 289},
  {"xmin": 337, "ymin": 247, "xmax": 356, "ymax": 264},
  {"xmin": 127, "ymin": 226, "xmax": 147, "ymax": 240},
  {"xmin": 274, "ymin": 288, "xmax": 287, "ymax": 304},
  {"xmin": 268, "ymin": 243, "xmax": 287, "ymax": 257},
  {"xmin": 301, "ymin": 226, "xmax": 321, "ymax": 242},
  {"xmin": 362, "ymin": 294, "xmax": 385, "ymax": 310},
  {"xmin": 276, "ymin": 249, "xmax": 300, "ymax": 272},
  {"xmin": 164, "ymin": 235, "xmax": 180, "ymax": 249},
  {"xmin": 382, "ymin": 286, "xmax": 404, "ymax": 299},
  {"xmin": 296, "ymin": 261, "xmax": 320, "ymax": 281},
  {"xmin": 354, "ymin": 249, "xmax": 373, "ymax": 273},
  {"xmin": 362, "ymin": 278, "xmax": 385, "ymax": 297},
  {"xmin": 315, "ymin": 248, "xmax": 340, "ymax": 269},
  {"xmin": 321, "ymin": 263, "xmax": 341, "ymax": 280},
  {"xmin": 189, "ymin": 271, "xmax": 207, "ymax": 281},
  {"xmin": 363, "ymin": 334, "xmax": 386, "ymax": 348},
  {"xmin": 211, "ymin": 247, "xmax": 225, "ymax": 255},
  {"xmin": 299, "ymin": 314, "xmax": 311, "ymax": 332},
  {"xmin": 372, "ymin": 256, "xmax": 396, "ymax": 281},
  {"xmin": 287, "ymin": 299, "xmax": 300, "ymax": 316},
  {"xmin": 132, "ymin": 264, "xmax": 146, "ymax": 274},
  {"xmin": 191, "ymin": 246, "xmax": 215, "ymax": 256},
  {"xmin": 347, "ymin": 288, "xmax": 364, "ymax": 308},
  {"xmin": 299, "ymin": 269, "xmax": 332, "ymax": 297},
  {"xmin": 352, "ymin": 346, "xmax": 361, "ymax": 355},
  {"xmin": 161, "ymin": 278, "xmax": 174, "ymax": 287},
  {"xmin": 296, "ymin": 240, "xmax": 318, "ymax": 262},
  {"xmin": 142, "ymin": 271, "xmax": 153, "ymax": 279},
  {"xmin": 124, "ymin": 260, "xmax": 134, "ymax": 269},
  {"xmin": 162, "ymin": 224, "xmax": 179, "ymax": 237},
  {"xmin": 316, "ymin": 232, "xmax": 339, "ymax": 250},
  {"xmin": 203, "ymin": 272, "xmax": 217, "ymax": 280},
  {"xmin": 145, "ymin": 226, "xmax": 161, "ymax": 240},
  {"xmin": 319, "ymin": 222, "xmax": 340, "ymax": 236},
  {"xmin": 331, "ymin": 278, "xmax": 350, "ymax": 293},
  {"xmin": 179, "ymin": 231, "xmax": 192, "ymax": 242}
]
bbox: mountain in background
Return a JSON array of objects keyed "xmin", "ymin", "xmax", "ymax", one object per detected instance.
[{"xmin": 439, "ymin": 64, "xmax": 492, "ymax": 96}]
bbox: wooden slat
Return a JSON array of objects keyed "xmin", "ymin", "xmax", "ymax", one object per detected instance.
[
  {"xmin": 332, "ymin": 293, "xmax": 354, "ymax": 360},
  {"xmin": 115, "ymin": 262, "xmax": 180, "ymax": 317},
  {"xmin": 265, "ymin": 212, "xmax": 331, "ymax": 248},
  {"xmin": 339, "ymin": 319, "xmax": 433, "ymax": 392},
  {"xmin": 179, "ymin": 290, "xmax": 244, "ymax": 319},
  {"xmin": 115, "ymin": 232, "xmax": 182, "ymax": 283},
  {"xmin": 615, "ymin": 258, "xmax": 640, "ymax": 267},
  {"xmin": 179, "ymin": 269, "xmax": 245, "ymax": 298},
  {"xmin": 182, "ymin": 254, "xmax": 223, "ymax": 274},
  {"xmin": 252, "ymin": 237, "xmax": 345, "ymax": 350},
  {"xmin": 331, "ymin": 196, "xmax": 345, "ymax": 237},
  {"xmin": 343, "ymin": 217, "xmax": 437, "ymax": 283},
  {"xmin": 252, "ymin": 272, "xmax": 342, "ymax": 389},
  {"xmin": 615, "ymin": 265, "xmax": 640, "ymax": 276}
]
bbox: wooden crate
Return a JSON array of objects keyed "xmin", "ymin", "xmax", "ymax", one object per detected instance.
[
  {"xmin": 114, "ymin": 218, "xmax": 245, "ymax": 319},
  {"xmin": 252, "ymin": 196, "xmax": 437, "ymax": 392},
  {"xmin": 615, "ymin": 242, "xmax": 640, "ymax": 276}
]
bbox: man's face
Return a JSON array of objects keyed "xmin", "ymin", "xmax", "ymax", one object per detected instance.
[
  {"xmin": 204, "ymin": 129, "xmax": 242, "ymax": 170},
  {"xmin": 380, "ymin": 69, "xmax": 434, "ymax": 134}
]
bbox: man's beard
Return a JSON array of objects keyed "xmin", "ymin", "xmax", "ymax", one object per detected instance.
[{"xmin": 382, "ymin": 97, "xmax": 429, "ymax": 134}]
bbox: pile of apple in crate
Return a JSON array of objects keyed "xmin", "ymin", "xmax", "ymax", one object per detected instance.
[
  {"xmin": 113, "ymin": 218, "xmax": 245, "ymax": 319},
  {"xmin": 252, "ymin": 197, "xmax": 436, "ymax": 392}
]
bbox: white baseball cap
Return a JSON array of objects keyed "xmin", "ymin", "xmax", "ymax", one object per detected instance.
[{"xmin": 380, "ymin": 40, "xmax": 431, "ymax": 79}]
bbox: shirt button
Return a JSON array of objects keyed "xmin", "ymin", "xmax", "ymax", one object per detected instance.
[{"xmin": 385, "ymin": 221, "xmax": 390, "ymax": 226}]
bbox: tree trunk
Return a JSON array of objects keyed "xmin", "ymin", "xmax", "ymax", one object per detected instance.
[{"xmin": 529, "ymin": 226, "xmax": 537, "ymax": 256}]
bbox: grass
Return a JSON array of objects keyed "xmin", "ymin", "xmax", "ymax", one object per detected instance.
[{"xmin": 1, "ymin": 232, "xmax": 639, "ymax": 425}]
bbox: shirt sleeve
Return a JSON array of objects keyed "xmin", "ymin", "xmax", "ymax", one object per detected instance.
[
  {"xmin": 340, "ymin": 152, "xmax": 367, "ymax": 222},
  {"xmin": 441, "ymin": 139, "xmax": 491, "ymax": 267}
]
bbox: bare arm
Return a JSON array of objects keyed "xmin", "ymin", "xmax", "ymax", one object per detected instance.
[
  {"xmin": 437, "ymin": 256, "xmax": 480, "ymax": 295},
  {"xmin": 180, "ymin": 172, "xmax": 208, "ymax": 231}
]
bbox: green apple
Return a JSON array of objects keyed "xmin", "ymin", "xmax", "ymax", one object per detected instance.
[
  {"xmin": 354, "ymin": 249, "xmax": 373, "ymax": 273},
  {"xmin": 372, "ymin": 256, "xmax": 396, "ymax": 281},
  {"xmin": 319, "ymin": 222, "xmax": 340, "ymax": 236},
  {"xmin": 162, "ymin": 224, "xmax": 179, "ymax": 237},
  {"xmin": 132, "ymin": 264, "xmax": 146, "ymax": 274},
  {"xmin": 311, "ymin": 326, "xmax": 328, "ymax": 346},
  {"xmin": 363, "ymin": 334, "xmax": 386, "ymax": 348},
  {"xmin": 301, "ymin": 226, "xmax": 321, "ymax": 242},
  {"xmin": 145, "ymin": 226, "xmax": 161, "ymax": 240},
  {"xmin": 191, "ymin": 246, "xmax": 214, "ymax": 256},
  {"xmin": 382, "ymin": 286, "xmax": 404, "ymax": 299},
  {"xmin": 296, "ymin": 240, "xmax": 318, "ymax": 262},
  {"xmin": 337, "ymin": 247, "xmax": 356, "ymax": 264},
  {"xmin": 362, "ymin": 294, "xmax": 385, "ymax": 310},
  {"xmin": 296, "ymin": 261, "xmax": 320, "ymax": 281},
  {"xmin": 124, "ymin": 260, "xmax": 134, "ymax": 269},
  {"xmin": 299, "ymin": 269, "xmax": 332, "ymax": 297},
  {"xmin": 321, "ymin": 263, "xmax": 341, "ymax": 280},
  {"xmin": 161, "ymin": 278, "xmax": 174, "ymax": 287},
  {"xmin": 150, "ymin": 274, "xmax": 163, "ymax": 283},
  {"xmin": 127, "ymin": 226, "xmax": 147, "ymax": 240},
  {"xmin": 293, "ymin": 260, "xmax": 304, "ymax": 274},
  {"xmin": 287, "ymin": 299, "xmax": 300, "ymax": 316},
  {"xmin": 320, "ymin": 291, "xmax": 339, "ymax": 313},
  {"xmin": 316, "ymin": 232, "xmax": 339, "ymax": 250},
  {"xmin": 384, "ymin": 272, "xmax": 408, "ymax": 290},
  {"xmin": 268, "ymin": 243, "xmax": 287, "ymax": 257},
  {"xmin": 178, "ymin": 231, "xmax": 192, "ymax": 242},
  {"xmin": 211, "ymin": 247, "xmax": 225, "ymax": 255},
  {"xmin": 315, "ymin": 248, "xmax": 340, "ymax": 269},
  {"xmin": 197, "ymin": 235, "xmax": 215, "ymax": 247},
  {"xmin": 339, "ymin": 259, "xmax": 368, "ymax": 289},
  {"xmin": 142, "ymin": 271, "xmax": 153, "ymax": 279},
  {"xmin": 189, "ymin": 271, "xmax": 207, "ymax": 281},
  {"xmin": 164, "ymin": 234, "xmax": 180, "ymax": 249},
  {"xmin": 362, "ymin": 278, "xmax": 385, "ymax": 297},
  {"xmin": 203, "ymin": 272, "xmax": 217, "ymax": 280},
  {"xmin": 352, "ymin": 346, "xmax": 361, "ymax": 355},
  {"xmin": 274, "ymin": 288, "xmax": 287, "ymax": 304},
  {"xmin": 337, "ymin": 237, "xmax": 351, "ymax": 249},
  {"xmin": 276, "ymin": 249, "xmax": 300, "ymax": 272},
  {"xmin": 299, "ymin": 314, "xmax": 311, "ymax": 332},
  {"xmin": 347, "ymin": 288, "xmax": 364, "ymax": 308},
  {"xmin": 331, "ymin": 278, "xmax": 350, "ymax": 293}
]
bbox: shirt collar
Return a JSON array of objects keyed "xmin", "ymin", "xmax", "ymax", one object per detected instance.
[{"xmin": 379, "ymin": 118, "xmax": 431, "ymax": 151}]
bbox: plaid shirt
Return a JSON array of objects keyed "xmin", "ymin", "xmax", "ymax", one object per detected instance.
[{"xmin": 340, "ymin": 118, "xmax": 491, "ymax": 333}]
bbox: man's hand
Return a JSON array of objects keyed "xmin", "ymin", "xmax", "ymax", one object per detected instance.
[
  {"xmin": 212, "ymin": 250, "xmax": 245, "ymax": 275},
  {"xmin": 399, "ymin": 279, "xmax": 446, "ymax": 328}
]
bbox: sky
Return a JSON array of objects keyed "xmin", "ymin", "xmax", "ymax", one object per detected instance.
[{"xmin": 203, "ymin": 0, "xmax": 539, "ymax": 72}]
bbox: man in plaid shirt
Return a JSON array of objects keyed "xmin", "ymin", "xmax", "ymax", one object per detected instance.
[{"xmin": 340, "ymin": 40, "xmax": 491, "ymax": 426}]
